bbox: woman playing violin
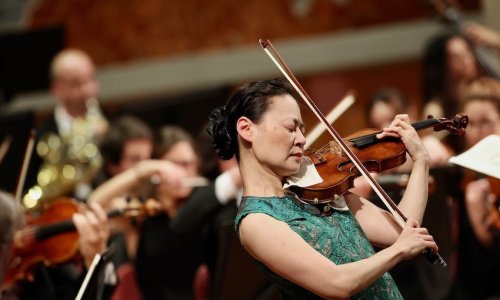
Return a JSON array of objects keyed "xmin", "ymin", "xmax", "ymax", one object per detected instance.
[{"xmin": 208, "ymin": 78, "xmax": 438, "ymax": 299}]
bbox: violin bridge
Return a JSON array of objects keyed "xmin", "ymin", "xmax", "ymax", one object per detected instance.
[{"xmin": 328, "ymin": 141, "xmax": 343, "ymax": 157}]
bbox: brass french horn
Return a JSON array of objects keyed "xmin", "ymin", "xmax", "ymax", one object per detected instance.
[{"xmin": 23, "ymin": 99, "xmax": 107, "ymax": 210}]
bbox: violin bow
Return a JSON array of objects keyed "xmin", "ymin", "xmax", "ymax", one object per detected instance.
[
  {"xmin": 304, "ymin": 92, "xmax": 355, "ymax": 149},
  {"xmin": 260, "ymin": 39, "xmax": 447, "ymax": 267},
  {"xmin": 0, "ymin": 135, "xmax": 12, "ymax": 165},
  {"xmin": 15, "ymin": 130, "xmax": 36, "ymax": 204}
]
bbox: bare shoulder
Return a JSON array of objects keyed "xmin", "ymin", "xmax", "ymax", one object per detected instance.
[
  {"xmin": 239, "ymin": 213, "xmax": 297, "ymax": 258},
  {"xmin": 239, "ymin": 213, "xmax": 285, "ymax": 243}
]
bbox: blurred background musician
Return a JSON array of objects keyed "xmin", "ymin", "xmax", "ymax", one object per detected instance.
[
  {"xmin": 420, "ymin": 23, "xmax": 500, "ymax": 164},
  {"xmin": 352, "ymin": 87, "xmax": 413, "ymax": 200},
  {"xmin": 365, "ymin": 87, "xmax": 413, "ymax": 129},
  {"xmin": 89, "ymin": 125, "xmax": 241, "ymax": 300},
  {"xmin": 95, "ymin": 115, "xmax": 153, "ymax": 189},
  {"xmin": 23, "ymin": 49, "xmax": 108, "ymax": 207},
  {"xmin": 451, "ymin": 76, "xmax": 500, "ymax": 300},
  {"xmin": 90, "ymin": 115, "xmax": 154, "ymax": 300},
  {"xmin": 135, "ymin": 125, "xmax": 211, "ymax": 300},
  {"xmin": 1, "ymin": 199, "xmax": 114, "ymax": 300},
  {"xmin": 94, "ymin": 115, "xmax": 154, "ymax": 259}
]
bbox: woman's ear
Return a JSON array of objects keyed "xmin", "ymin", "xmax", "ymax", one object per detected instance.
[{"xmin": 236, "ymin": 116, "xmax": 254, "ymax": 143}]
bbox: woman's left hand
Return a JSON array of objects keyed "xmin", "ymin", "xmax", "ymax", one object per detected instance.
[{"xmin": 376, "ymin": 114, "xmax": 429, "ymax": 163}]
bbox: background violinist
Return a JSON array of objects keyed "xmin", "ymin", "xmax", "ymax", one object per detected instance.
[
  {"xmin": 1, "ymin": 198, "xmax": 114, "ymax": 300},
  {"xmin": 452, "ymin": 76, "xmax": 500, "ymax": 300},
  {"xmin": 23, "ymin": 49, "xmax": 108, "ymax": 203}
]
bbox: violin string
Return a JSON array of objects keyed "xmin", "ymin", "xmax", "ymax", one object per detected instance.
[{"xmin": 316, "ymin": 143, "xmax": 330, "ymax": 155}]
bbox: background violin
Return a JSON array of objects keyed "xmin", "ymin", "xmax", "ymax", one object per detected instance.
[
  {"xmin": 288, "ymin": 114, "xmax": 468, "ymax": 205},
  {"xmin": 2, "ymin": 197, "xmax": 161, "ymax": 290},
  {"xmin": 485, "ymin": 176, "xmax": 500, "ymax": 230}
]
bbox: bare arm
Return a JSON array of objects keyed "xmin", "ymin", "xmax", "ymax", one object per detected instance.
[
  {"xmin": 88, "ymin": 159, "xmax": 185, "ymax": 209},
  {"xmin": 345, "ymin": 193, "xmax": 401, "ymax": 247},
  {"xmin": 348, "ymin": 159, "xmax": 429, "ymax": 248},
  {"xmin": 239, "ymin": 213, "xmax": 436, "ymax": 299},
  {"xmin": 376, "ymin": 115, "xmax": 430, "ymax": 224},
  {"xmin": 397, "ymin": 158, "xmax": 429, "ymax": 223},
  {"xmin": 349, "ymin": 115, "xmax": 430, "ymax": 247}
]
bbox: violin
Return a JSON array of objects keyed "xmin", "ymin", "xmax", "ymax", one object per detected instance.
[
  {"xmin": 485, "ymin": 176, "xmax": 500, "ymax": 230},
  {"xmin": 288, "ymin": 114, "xmax": 468, "ymax": 205},
  {"xmin": 2, "ymin": 197, "xmax": 161, "ymax": 290}
]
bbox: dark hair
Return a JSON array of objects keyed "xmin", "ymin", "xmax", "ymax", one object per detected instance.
[
  {"xmin": 154, "ymin": 125, "xmax": 196, "ymax": 159},
  {"xmin": 365, "ymin": 87, "xmax": 408, "ymax": 127},
  {"xmin": 196, "ymin": 123, "xmax": 220, "ymax": 180},
  {"xmin": 99, "ymin": 115, "xmax": 153, "ymax": 165},
  {"xmin": 422, "ymin": 32, "xmax": 456, "ymax": 104},
  {"xmin": 207, "ymin": 79, "xmax": 296, "ymax": 160}
]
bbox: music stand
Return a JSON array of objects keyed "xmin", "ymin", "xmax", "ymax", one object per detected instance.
[{"xmin": 75, "ymin": 247, "xmax": 116, "ymax": 300}]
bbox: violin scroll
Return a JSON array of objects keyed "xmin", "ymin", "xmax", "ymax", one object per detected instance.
[{"xmin": 430, "ymin": 113, "xmax": 469, "ymax": 136}]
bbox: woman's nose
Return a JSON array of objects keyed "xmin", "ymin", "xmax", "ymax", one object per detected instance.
[{"xmin": 296, "ymin": 129, "xmax": 306, "ymax": 147}]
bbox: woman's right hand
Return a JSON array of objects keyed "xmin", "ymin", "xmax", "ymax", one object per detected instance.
[{"xmin": 392, "ymin": 218, "xmax": 438, "ymax": 260}]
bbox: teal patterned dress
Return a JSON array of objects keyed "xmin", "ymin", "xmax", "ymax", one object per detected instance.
[{"xmin": 235, "ymin": 195, "xmax": 403, "ymax": 299}]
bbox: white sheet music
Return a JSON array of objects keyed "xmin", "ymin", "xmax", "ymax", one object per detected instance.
[{"xmin": 448, "ymin": 134, "xmax": 500, "ymax": 179}]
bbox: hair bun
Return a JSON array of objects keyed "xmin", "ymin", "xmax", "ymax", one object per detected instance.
[{"xmin": 207, "ymin": 106, "xmax": 235, "ymax": 160}]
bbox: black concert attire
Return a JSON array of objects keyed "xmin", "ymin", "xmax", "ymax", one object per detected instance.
[
  {"xmin": 135, "ymin": 184, "xmax": 235, "ymax": 300},
  {"xmin": 4, "ymin": 260, "xmax": 116, "ymax": 300},
  {"xmin": 452, "ymin": 173, "xmax": 500, "ymax": 300}
]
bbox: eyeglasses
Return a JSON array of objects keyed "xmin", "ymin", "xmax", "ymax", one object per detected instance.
[{"xmin": 467, "ymin": 118, "xmax": 499, "ymax": 131}]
